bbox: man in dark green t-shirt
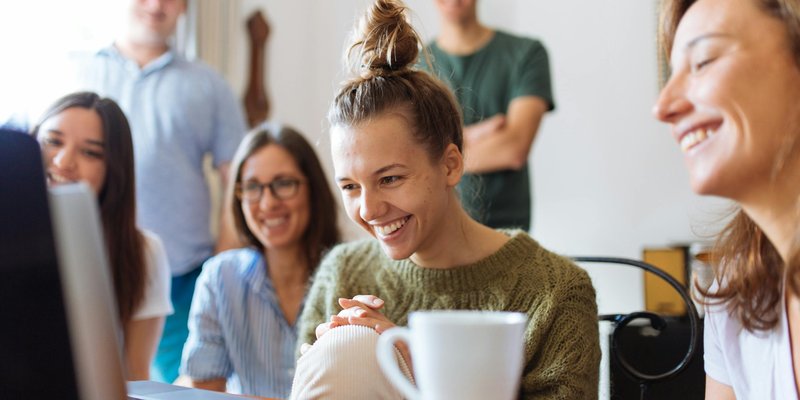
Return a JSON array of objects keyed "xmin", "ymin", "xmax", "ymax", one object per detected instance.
[{"xmin": 423, "ymin": 0, "xmax": 555, "ymax": 231}]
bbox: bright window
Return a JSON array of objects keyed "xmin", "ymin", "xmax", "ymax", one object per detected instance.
[{"xmin": 0, "ymin": 0, "xmax": 126, "ymax": 128}]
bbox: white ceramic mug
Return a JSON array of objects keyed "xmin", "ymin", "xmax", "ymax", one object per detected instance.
[{"xmin": 376, "ymin": 310, "xmax": 527, "ymax": 400}]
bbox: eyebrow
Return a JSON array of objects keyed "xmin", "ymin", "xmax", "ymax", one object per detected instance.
[
  {"xmin": 85, "ymin": 139, "xmax": 105, "ymax": 148},
  {"xmin": 335, "ymin": 163, "xmax": 407, "ymax": 182},
  {"xmin": 44, "ymin": 129, "xmax": 104, "ymax": 148},
  {"xmin": 243, "ymin": 174, "xmax": 299, "ymax": 182},
  {"xmin": 685, "ymin": 32, "xmax": 733, "ymax": 50},
  {"xmin": 373, "ymin": 163, "xmax": 406, "ymax": 176}
]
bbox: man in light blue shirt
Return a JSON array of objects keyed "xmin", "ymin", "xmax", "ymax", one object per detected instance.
[{"xmin": 76, "ymin": 0, "xmax": 247, "ymax": 383}]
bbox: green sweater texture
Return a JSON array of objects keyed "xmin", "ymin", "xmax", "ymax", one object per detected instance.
[{"xmin": 297, "ymin": 230, "xmax": 600, "ymax": 399}]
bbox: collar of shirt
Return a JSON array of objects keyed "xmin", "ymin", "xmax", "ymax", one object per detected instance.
[
  {"xmin": 97, "ymin": 44, "xmax": 176, "ymax": 77},
  {"xmin": 243, "ymin": 251, "xmax": 275, "ymax": 300}
]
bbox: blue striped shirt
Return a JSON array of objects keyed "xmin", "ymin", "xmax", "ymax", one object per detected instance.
[{"xmin": 181, "ymin": 248, "xmax": 299, "ymax": 398}]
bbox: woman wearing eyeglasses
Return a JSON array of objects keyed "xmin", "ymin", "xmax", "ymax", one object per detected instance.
[{"xmin": 178, "ymin": 125, "xmax": 340, "ymax": 398}]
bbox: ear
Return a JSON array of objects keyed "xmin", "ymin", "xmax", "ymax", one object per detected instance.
[{"xmin": 441, "ymin": 143, "xmax": 463, "ymax": 187}]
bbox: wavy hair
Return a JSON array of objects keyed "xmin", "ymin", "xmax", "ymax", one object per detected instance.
[{"xmin": 658, "ymin": 0, "xmax": 800, "ymax": 331}]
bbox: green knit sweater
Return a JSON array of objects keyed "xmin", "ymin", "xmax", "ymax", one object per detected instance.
[{"xmin": 297, "ymin": 230, "xmax": 600, "ymax": 399}]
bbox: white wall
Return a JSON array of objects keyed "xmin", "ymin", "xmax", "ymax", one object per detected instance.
[{"xmin": 228, "ymin": 0, "xmax": 729, "ymax": 314}]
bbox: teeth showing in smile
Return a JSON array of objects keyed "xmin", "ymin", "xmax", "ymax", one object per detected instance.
[
  {"xmin": 680, "ymin": 128, "xmax": 716, "ymax": 152},
  {"xmin": 265, "ymin": 217, "xmax": 287, "ymax": 228},
  {"xmin": 49, "ymin": 172, "xmax": 74, "ymax": 184},
  {"xmin": 375, "ymin": 217, "xmax": 408, "ymax": 237}
]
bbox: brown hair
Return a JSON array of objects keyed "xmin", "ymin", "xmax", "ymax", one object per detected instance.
[
  {"xmin": 658, "ymin": 0, "xmax": 800, "ymax": 331},
  {"xmin": 31, "ymin": 91, "xmax": 145, "ymax": 325},
  {"xmin": 329, "ymin": 0, "xmax": 463, "ymax": 161},
  {"xmin": 228, "ymin": 124, "xmax": 340, "ymax": 272}
]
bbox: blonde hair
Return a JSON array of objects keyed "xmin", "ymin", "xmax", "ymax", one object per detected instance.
[{"xmin": 328, "ymin": 0, "xmax": 463, "ymax": 161}]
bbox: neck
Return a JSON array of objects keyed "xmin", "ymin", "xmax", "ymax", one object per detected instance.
[
  {"xmin": 740, "ymin": 170, "xmax": 800, "ymax": 262},
  {"xmin": 436, "ymin": 17, "xmax": 493, "ymax": 56},
  {"xmin": 115, "ymin": 37, "xmax": 169, "ymax": 68},
  {"xmin": 264, "ymin": 245, "xmax": 309, "ymax": 287},
  {"xmin": 410, "ymin": 193, "xmax": 507, "ymax": 268}
]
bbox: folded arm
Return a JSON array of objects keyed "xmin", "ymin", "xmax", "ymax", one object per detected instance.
[{"xmin": 463, "ymin": 96, "xmax": 548, "ymax": 174}]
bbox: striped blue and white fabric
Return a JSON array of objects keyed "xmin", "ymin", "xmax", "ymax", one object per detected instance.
[{"xmin": 181, "ymin": 248, "xmax": 300, "ymax": 398}]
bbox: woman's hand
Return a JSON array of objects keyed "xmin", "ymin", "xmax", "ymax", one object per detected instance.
[
  {"xmin": 332, "ymin": 295, "xmax": 396, "ymax": 333},
  {"xmin": 314, "ymin": 295, "xmax": 392, "ymax": 340},
  {"xmin": 309, "ymin": 295, "xmax": 412, "ymax": 370}
]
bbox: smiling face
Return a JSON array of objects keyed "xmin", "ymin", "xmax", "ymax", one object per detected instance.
[
  {"xmin": 38, "ymin": 107, "xmax": 107, "ymax": 195},
  {"xmin": 126, "ymin": 0, "xmax": 186, "ymax": 46},
  {"xmin": 653, "ymin": 0, "xmax": 800, "ymax": 201},
  {"xmin": 332, "ymin": 112, "xmax": 461, "ymax": 261},
  {"xmin": 239, "ymin": 144, "xmax": 311, "ymax": 251}
]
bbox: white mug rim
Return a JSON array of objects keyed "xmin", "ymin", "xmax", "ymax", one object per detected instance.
[{"xmin": 408, "ymin": 310, "xmax": 526, "ymax": 326}]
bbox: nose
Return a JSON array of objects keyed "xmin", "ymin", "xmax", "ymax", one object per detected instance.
[
  {"xmin": 257, "ymin": 187, "xmax": 281, "ymax": 210},
  {"xmin": 139, "ymin": 0, "xmax": 163, "ymax": 11},
  {"xmin": 359, "ymin": 188, "xmax": 386, "ymax": 223},
  {"xmin": 652, "ymin": 72, "xmax": 692, "ymax": 124},
  {"xmin": 52, "ymin": 147, "xmax": 76, "ymax": 171}
]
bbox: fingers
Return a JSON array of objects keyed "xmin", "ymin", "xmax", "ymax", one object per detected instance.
[
  {"xmin": 315, "ymin": 321, "xmax": 339, "ymax": 339},
  {"xmin": 338, "ymin": 295, "xmax": 384, "ymax": 310},
  {"xmin": 314, "ymin": 296, "xmax": 392, "ymax": 338},
  {"xmin": 490, "ymin": 113, "xmax": 506, "ymax": 129},
  {"xmin": 337, "ymin": 305, "xmax": 369, "ymax": 319},
  {"xmin": 345, "ymin": 314, "xmax": 396, "ymax": 333}
]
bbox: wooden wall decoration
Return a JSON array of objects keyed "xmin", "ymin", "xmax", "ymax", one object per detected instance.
[{"xmin": 244, "ymin": 10, "xmax": 271, "ymax": 128}]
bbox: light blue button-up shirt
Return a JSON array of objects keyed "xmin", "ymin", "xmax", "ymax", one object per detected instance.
[
  {"xmin": 77, "ymin": 46, "xmax": 247, "ymax": 275},
  {"xmin": 181, "ymin": 248, "xmax": 299, "ymax": 398}
]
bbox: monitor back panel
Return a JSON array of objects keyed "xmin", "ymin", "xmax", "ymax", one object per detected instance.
[{"xmin": 0, "ymin": 129, "xmax": 80, "ymax": 399}]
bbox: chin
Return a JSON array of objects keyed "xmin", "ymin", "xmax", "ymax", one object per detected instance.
[
  {"xmin": 378, "ymin": 242, "xmax": 413, "ymax": 261},
  {"xmin": 688, "ymin": 171, "xmax": 734, "ymax": 198}
]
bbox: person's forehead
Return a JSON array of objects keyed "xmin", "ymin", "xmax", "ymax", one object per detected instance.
[
  {"xmin": 44, "ymin": 109, "xmax": 103, "ymax": 137},
  {"xmin": 243, "ymin": 145, "xmax": 301, "ymax": 176},
  {"xmin": 669, "ymin": 0, "xmax": 752, "ymax": 69},
  {"xmin": 331, "ymin": 124, "xmax": 424, "ymax": 176}
]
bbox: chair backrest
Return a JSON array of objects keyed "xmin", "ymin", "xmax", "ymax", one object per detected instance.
[{"xmin": 572, "ymin": 256, "xmax": 701, "ymax": 400}]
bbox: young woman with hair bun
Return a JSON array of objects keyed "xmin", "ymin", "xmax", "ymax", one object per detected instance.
[{"xmin": 289, "ymin": 1, "xmax": 600, "ymax": 398}]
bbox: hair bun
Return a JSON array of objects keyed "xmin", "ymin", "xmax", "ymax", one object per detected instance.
[{"xmin": 349, "ymin": 0, "xmax": 420, "ymax": 76}]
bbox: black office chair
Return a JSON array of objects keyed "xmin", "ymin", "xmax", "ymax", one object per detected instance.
[{"xmin": 571, "ymin": 256, "xmax": 702, "ymax": 400}]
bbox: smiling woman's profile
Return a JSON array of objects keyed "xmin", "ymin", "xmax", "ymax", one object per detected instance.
[{"xmin": 654, "ymin": 0, "xmax": 800, "ymax": 398}]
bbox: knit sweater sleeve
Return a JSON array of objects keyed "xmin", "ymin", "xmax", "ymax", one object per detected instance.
[
  {"xmin": 521, "ymin": 261, "xmax": 600, "ymax": 400},
  {"xmin": 295, "ymin": 244, "xmax": 348, "ymax": 356}
]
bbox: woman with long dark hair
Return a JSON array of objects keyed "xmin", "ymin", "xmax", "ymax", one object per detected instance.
[
  {"xmin": 179, "ymin": 125, "xmax": 340, "ymax": 398},
  {"xmin": 32, "ymin": 91, "xmax": 172, "ymax": 380}
]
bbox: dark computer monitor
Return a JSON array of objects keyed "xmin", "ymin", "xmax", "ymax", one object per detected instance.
[{"xmin": 0, "ymin": 129, "xmax": 126, "ymax": 400}]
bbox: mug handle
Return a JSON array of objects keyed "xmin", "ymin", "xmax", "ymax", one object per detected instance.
[{"xmin": 376, "ymin": 327, "xmax": 420, "ymax": 400}]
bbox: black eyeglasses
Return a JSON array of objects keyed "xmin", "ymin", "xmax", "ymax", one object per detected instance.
[{"xmin": 236, "ymin": 178, "xmax": 302, "ymax": 203}]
